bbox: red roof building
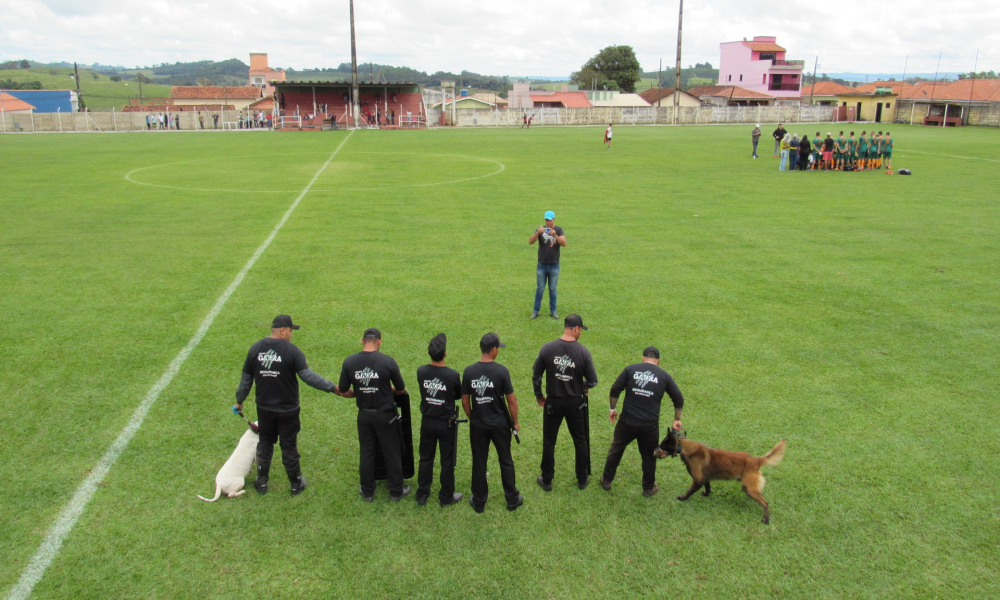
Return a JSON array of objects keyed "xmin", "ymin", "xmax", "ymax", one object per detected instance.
[{"xmin": 687, "ymin": 85, "xmax": 775, "ymax": 106}]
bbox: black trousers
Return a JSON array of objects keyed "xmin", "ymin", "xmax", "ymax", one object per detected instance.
[
  {"xmin": 358, "ymin": 410, "xmax": 403, "ymax": 497},
  {"xmin": 469, "ymin": 424, "xmax": 519, "ymax": 509},
  {"xmin": 602, "ymin": 419, "xmax": 659, "ymax": 490},
  {"xmin": 417, "ymin": 417, "xmax": 457, "ymax": 503},
  {"xmin": 540, "ymin": 396, "xmax": 589, "ymax": 484},
  {"xmin": 256, "ymin": 406, "xmax": 301, "ymax": 482}
]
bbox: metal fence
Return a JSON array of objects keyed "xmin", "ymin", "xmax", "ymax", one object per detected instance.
[
  {"xmin": 0, "ymin": 110, "xmax": 268, "ymax": 133},
  {"xmin": 432, "ymin": 105, "xmax": 837, "ymax": 128}
]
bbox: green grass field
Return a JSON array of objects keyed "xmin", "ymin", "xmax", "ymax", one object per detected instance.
[
  {"xmin": 2, "ymin": 124, "xmax": 999, "ymax": 599},
  {"xmin": 0, "ymin": 67, "xmax": 173, "ymax": 109}
]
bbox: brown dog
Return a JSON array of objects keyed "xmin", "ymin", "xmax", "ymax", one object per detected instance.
[{"xmin": 654, "ymin": 430, "xmax": 785, "ymax": 524}]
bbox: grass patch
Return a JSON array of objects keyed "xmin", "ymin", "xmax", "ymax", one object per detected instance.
[{"xmin": 1, "ymin": 124, "xmax": 999, "ymax": 599}]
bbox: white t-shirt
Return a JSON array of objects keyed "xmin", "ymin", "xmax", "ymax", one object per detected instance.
[{"xmin": 606, "ymin": 127, "xmax": 613, "ymax": 139}]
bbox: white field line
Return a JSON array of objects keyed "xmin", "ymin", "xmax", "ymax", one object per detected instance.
[
  {"xmin": 123, "ymin": 152, "xmax": 506, "ymax": 194},
  {"xmin": 896, "ymin": 149, "xmax": 1000, "ymax": 163},
  {"xmin": 4, "ymin": 129, "xmax": 355, "ymax": 600}
]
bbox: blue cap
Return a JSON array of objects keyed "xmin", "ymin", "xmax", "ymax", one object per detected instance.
[{"xmin": 544, "ymin": 211, "xmax": 555, "ymax": 220}]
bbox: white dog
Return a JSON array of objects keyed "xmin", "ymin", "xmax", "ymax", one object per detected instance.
[{"xmin": 198, "ymin": 426, "xmax": 258, "ymax": 502}]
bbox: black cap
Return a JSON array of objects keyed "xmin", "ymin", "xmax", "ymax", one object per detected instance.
[
  {"xmin": 564, "ymin": 314, "xmax": 588, "ymax": 330},
  {"xmin": 363, "ymin": 327, "xmax": 382, "ymax": 340},
  {"xmin": 642, "ymin": 346, "xmax": 660, "ymax": 359},
  {"xmin": 428, "ymin": 333, "xmax": 447, "ymax": 356},
  {"xmin": 272, "ymin": 315, "xmax": 300, "ymax": 330},
  {"xmin": 480, "ymin": 332, "xmax": 506, "ymax": 353}
]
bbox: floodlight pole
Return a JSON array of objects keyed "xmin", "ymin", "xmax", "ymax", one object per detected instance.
[
  {"xmin": 672, "ymin": 0, "xmax": 683, "ymax": 125},
  {"xmin": 350, "ymin": 0, "xmax": 361, "ymax": 128},
  {"xmin": 810, "ymin": 57, "xmax": 818, "ymax": 106}
]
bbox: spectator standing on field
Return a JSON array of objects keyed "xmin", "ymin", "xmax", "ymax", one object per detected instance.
[
  {"xmin": 789, "ymin": 134, "xmax": 800, "ymax": 171},
  {"xmin": 779, "ymin": 134, "xmax": 791, "ymax": 171},
  {"xmin": 604, "ymin": 124, "xmax": 613, "ymax": 149},
  {"xmin": 772, "ymin": 124, "xmax": 787, "ymax": 158},
  {"xmin": 599, "ymin": 346, "xmax": 684, "ymax": 497},
  {"xmin": 798, "ymin": 134, "xmax": 811, "ymax": 171},
  {"xmin": 198, "ymin": 112, "xmax": 204, "ymax": 129},
  {"xmin": 234, "ymin": 315, "xmax": 338, "ymax": 496},
  {"xmin": 751, "ymin": 124, "xmax": 761, "ymax": 158},
  {"xmin": 533, "ymin": 314, "xmax": 598, "ymax": 492},
  {"xmin": 528, "ymin": 210, "xmax": 567, "ymax": 319},
  {"xmin": 213, "ymin": 113, "xmax": 219, "ymax": 129}
]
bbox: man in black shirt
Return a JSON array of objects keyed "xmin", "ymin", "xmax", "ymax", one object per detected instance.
[
  {"xmin": 533, "ymin": 314, "xmax": 598, "ymax": 491},
  {"xmin": 772, "ymin": 124, "xmax": 787, "ymax": 158},
  {"xmin": 415, "ymin": 333, "xmax": 464, "ymax": 507},
  {"xmin": 462, "ymin": 333, "xmax": 523, "ymax": 512},
  {"xmin": 528, "ymin": 210, "xmax": 566, "ymax": 320},
  {"xmin": 337, "ymin": 328, "xmax": 410, "ymax": 502},
  {"xmin": 599, "ymin": 346, "xmax": 684, "ymax": 497},
  {"xmin": 234, "ymin": 315, "xmax": 338, "ymax": 496}
]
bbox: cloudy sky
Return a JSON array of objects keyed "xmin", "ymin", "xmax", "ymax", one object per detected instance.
[{"xmin": 1, "ymin": 0, "xmax": 996, "ymax": 77}]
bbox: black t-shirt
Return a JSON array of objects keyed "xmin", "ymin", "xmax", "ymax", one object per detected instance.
[
  {"xmin": 773, "ymin": 127, "xmax": 786, "ymax": 140},
  {"xmin": 609, "ymin": 362, "xmax": 684, "ymax": 425},
  {"xmin": 461, "ymin": 361, "xmax": 514, "ymax": 429},
  {"xmin": 339, "ymin": 350, "xmax": 406, "ymax": 411},
  {"xmin": 532, "ymin": 338, "xmax": 598, "ymax": 399},
  {"xmin": 416, "ymin": 364, "xmax": 462, "ymax": 420},
  {"xmin": 799, "ymin": 137, "xmax": 811, "ymax": 153},
  {"xmin": 242, "ymin": 338, "xmax": 308, "ymax": 412},
  {"xmin": 824, "ymin": 137, "xmax": 834, "ymax": 151},
  {"xmin": 536, "ymin": 225, "xmax": 564, "ymax": 264}
]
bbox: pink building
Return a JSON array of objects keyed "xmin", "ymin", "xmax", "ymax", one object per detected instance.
[{"xmin": 718, "ymin": 36, "xmax": 804, "ymax": 100}]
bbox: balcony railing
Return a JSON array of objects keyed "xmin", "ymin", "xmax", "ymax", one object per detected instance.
[
  {"xmin": 768, "ymin": 83, "xmax": 801, "ymax": 91},
  {"xmin": 772, "ymin": 60, "xmax": 805, "ymax": 67}
]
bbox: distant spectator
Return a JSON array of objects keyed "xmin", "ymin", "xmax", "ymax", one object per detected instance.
[
  {"xmin": 198, "ymin": 112, "xmax": 205, "ymax": 129},
  {"xmin": 797, "ymin": 134, "xmax": 811, "ymax": 171},
  {"xmin": 772, "ymin": 124, "xmax": 787, "ymax": 158},
  {"xmin": 779, "ymin": 133, "xmax": 790, "ymax": 171},
  {"xmin": 522, "ymin": 112, "xmax": 527, "ymax": 129},
  {"xmin": 788, "ymin": 134, "xmax": 799, "ymax": 171},
  {"xmin": 751, "ymin": 124, "xmax": 761, "ymax": 159},
  {"xmin": 213, "ymin": 113, "xmax": 219, "ymax": 129},
  {"xmin": 145, "ymin": 114, "xmax": 152, "ymax": 130}
]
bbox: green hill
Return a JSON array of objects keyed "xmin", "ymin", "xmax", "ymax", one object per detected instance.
[{"xmin": 0, "ymin": 66, "xmax": 172, "ymax": 110}]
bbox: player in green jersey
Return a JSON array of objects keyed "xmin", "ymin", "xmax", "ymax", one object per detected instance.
[
  {"xmin": 857, "ymin": 131, "xmax": 869, "ymax": 171},
  {"xmin": 870, "ymin": 132, "xmax": 882, "ymax": 169},
  {"xmin": 882, "ymin": 131, "xmax": 894, "ymax": 171},
  {"xmin": 835, "ymin": 131, "xmax": 847, "ymax": 170},
  {"xmin": 812, "ymin": 132, "xmax": 823, "ymax": 170},
  {"xmin": 847, "ymin": 132, "xmax": 858, "ymax": 170}
]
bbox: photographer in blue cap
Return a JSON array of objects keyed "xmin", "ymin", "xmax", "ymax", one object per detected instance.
[{"xmin": 528, "ymin": 210, "xmax": 567, "ymax": 319}]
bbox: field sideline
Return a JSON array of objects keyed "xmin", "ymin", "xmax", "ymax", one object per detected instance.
[{"xmin": 2, "ymin": 124, "xmax": 999, "ymax": 599}]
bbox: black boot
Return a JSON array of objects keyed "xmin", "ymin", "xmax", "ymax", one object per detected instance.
[
  {"xmin": 254, "ymin": 461, "xmax": 270, "ymax": 495},
  {"xmin": 289, "ymin": 469, "xmax": 307, "ymax": 496}
]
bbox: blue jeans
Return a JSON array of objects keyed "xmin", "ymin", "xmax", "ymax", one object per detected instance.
[
  {"xmin": 789, "ymin": 150, "xmax": 799, "ymax": 171},
  {"xmin": 534, "ymin": 263, "xmax": 560, "ymax": 313},
  {"xmin": 779, "ymin": 150, "xmax": 789, "ymax": 171}
]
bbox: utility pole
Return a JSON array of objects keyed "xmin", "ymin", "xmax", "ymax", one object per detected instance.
[
  {"xmin": 672, "ymin": 0, "xmax": 683, "ymax": 124},
  {"xmin": 350, "ymin": 0, "xmax": 361, "ymax": 127},
  {"xmin": 657, "ymin": 57, "xmax": 662, "ymax": 107},
  {"xmin": 74, "ymin": 62, "xmax": 85, "ymax": 111},
  {"xmin": 809, "ymin": 57, "xmax": 818, "ymax": 105}
]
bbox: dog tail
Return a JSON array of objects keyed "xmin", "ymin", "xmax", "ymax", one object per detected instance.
[
  {"xmin": 197, "ymin": 482, "xmax": 222, "ymax": 502},
  {"xmin": 760, "ymin": 439, "xmax": 786, "ymax": 468}
]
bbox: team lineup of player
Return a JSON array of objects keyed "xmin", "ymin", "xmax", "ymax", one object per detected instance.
[{"xmin": 813, "ymin": 130, "xmax": 895, "ymax": 172}]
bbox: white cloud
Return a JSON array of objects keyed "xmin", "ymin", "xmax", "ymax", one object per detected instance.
[{"xmin": 0, "ymin": 0, "xmax": 995, "ymax": 77}]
